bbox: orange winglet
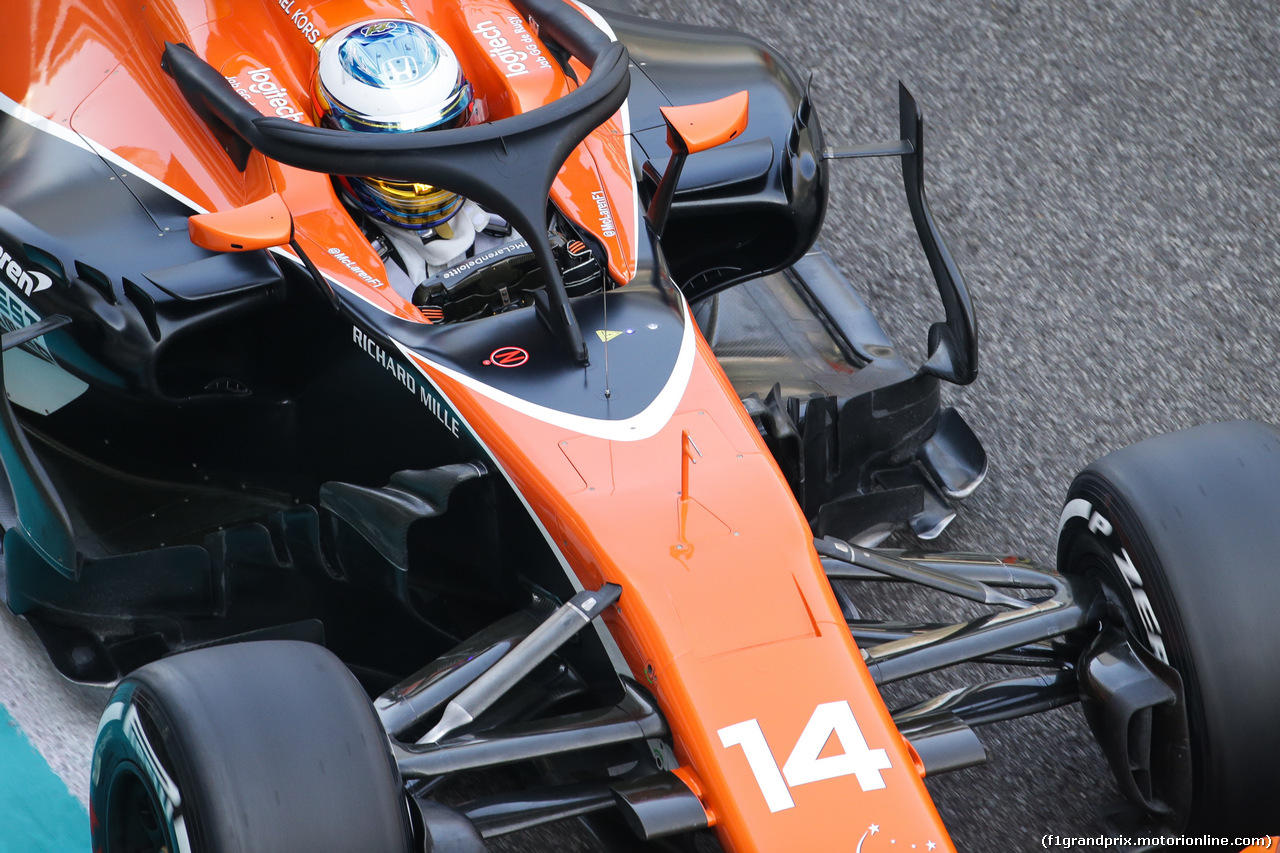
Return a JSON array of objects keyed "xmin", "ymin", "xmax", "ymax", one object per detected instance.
[
  {"xmin": 660, "ymin": 90, "xmax": 749, "ymax": 154},
  {"xmin": 188, "ymin": 192, "xmax": 293, "ymax": 252},
  {"xmin": 671, "ymin": 766, "xmax": 716, "ymax": 826}
]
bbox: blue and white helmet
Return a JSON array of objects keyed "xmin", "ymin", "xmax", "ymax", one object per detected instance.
[{"xmin": 316, "ymin": 20, "xmax": 472, "ymax": 229}]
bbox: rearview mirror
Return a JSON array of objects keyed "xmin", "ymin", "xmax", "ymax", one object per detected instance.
[
  {"xmin": 648, "ymin": 90, "xmax": 750, "ymax": 236},
  {"xmin": 660, "ymin": 90, "xmax": 749, "ymax": 155},
  {"xmin": 188, "ymin": 192, "xmax": 293, "ymax": 252}
]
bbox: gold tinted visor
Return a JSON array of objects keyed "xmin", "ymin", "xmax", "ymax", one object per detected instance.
[{"xmin": 340, "ymin": 177, "xmax": 464, "ymax": 229}]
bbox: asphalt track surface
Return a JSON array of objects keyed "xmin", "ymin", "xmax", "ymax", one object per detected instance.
[{"xmin": 1, "ymin": 2, "xmax": 1277, "ymax": 852}]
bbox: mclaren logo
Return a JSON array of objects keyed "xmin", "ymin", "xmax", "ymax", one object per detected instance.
[{"xmin": 0, "ymin": 247, "xmax": 52, "ymax": 296}]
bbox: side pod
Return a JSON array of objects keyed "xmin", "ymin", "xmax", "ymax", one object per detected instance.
[{"xmin": 0, "ymin": 314, "xmax": 78, "ymax": 589}]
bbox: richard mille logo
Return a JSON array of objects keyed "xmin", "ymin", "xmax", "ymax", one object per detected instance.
[{"xmin": 351, "ymin": 326, "xmax": 462, "ymax": 437}]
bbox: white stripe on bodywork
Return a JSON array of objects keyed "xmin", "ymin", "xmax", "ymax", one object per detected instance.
[
  {"xmin": 569, "ymin": 0, "xmax": 641, "ymax": 280},
  {"xmin": 398, "ymin": 350, "xmax": 635, "ymax": 675},
  {"xmin": 0, "ymin": 94, "xmax": 94, "ymax": 152},
  {"xmin": 3, "ymin": 64, "xmax": 643, "ymax": 675},
  {"xmin": 0, "ymin": 89, "xmax": 399, "ymax": 316},
  {"xmin": 0, "ymin": 90, "xmax": 211, "ymax": 216},
  {"xmin": 396, "ymin": 293, "xmax": 695, "ymax": 442}
]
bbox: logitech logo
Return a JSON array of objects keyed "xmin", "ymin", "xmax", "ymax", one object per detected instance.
[{"xmin": 0, "ymin": 246, "xmax": 53, "ymax": 296}]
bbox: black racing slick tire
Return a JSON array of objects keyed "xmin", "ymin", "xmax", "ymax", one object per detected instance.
[
  {"xmin": 90, "ymin": 640, "xmax": 412, "ymax": 853},
  {"xmin": 1057, "ymin": 420, "xmax": 1280, "ymax": 834}
]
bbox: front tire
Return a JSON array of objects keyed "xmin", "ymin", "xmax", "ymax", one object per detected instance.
[
  {"xmin": 91, "ymin": 640, "xmax": 412, "ymax": 853},
  {"xmin": 1057, "ymin": 420, "xmax": 1280, "ymax": 833}
]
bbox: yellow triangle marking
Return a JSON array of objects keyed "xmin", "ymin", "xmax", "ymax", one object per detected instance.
[{"xmin": 596, "ymin": 330, "xmax": 623, "ymax": 342}]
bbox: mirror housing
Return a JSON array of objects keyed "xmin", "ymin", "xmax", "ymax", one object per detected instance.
[
  {"xmin": 660, "ymin": 90, "xmax": 749, "ymax": 155},
  {"xmin": 188, "ymin": 192, "xmax": 293, "ymax": 252},
  {"xmin": 647, "ymin": 91, "xmax": 749, "ymax": 236}
]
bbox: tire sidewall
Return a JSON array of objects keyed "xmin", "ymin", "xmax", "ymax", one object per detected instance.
[
  {"xmin": 91, "ymin": 680, "xmax": 203, "ymax": 853},
  {"xmin": 1057, "ymin": 471, "xmax": 1222, "ymax": 831},
  {"xmin": 1058, "ymin": 475, "xmax": 1188, "ymax": 677},
  {"xmin": 90, "ymin": 641, "xmax": 413, "ymax": 853},
  {"xmin": 1059, "ymin": 422, "xmax": 1280, "ymax": 835}
]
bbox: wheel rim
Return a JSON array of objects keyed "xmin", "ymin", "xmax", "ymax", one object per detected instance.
[
  {"xmin": 1061, "ymin": 491, "xmax": 1197, "ymax": 828},
  {"xmin": 105, "ymin": 764, "xmax": 173, "ymax": 853}
]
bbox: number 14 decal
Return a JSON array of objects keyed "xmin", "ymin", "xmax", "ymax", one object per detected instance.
[{"xmin": 717, "ymin": 701, "xmax": 892, "ymax": 813}]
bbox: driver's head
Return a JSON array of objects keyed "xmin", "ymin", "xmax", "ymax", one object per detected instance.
[{"xmin": 315, "ymin": 20, "xmax": 472, "ymax": 230}]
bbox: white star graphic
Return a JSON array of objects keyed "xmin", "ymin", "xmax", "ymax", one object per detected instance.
[
  {"xmin": 927, "ymin": 842, "xmax": 937, "ymax": 851},
  {"xmin": 869, "ymin": 824, "xmax": 880, "ymax": 834}
]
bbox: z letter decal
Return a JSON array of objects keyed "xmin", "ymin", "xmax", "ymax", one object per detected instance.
[
  {"xmin": 484, "ymin": 346, "xmax": 529, "ymax": 368},
  {"xmin": 718, "ymin": 701, "xmax": 892, "ymax": 813}
]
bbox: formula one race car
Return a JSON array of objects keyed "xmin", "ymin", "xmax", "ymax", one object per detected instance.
[{"xmin": 1, "ymin": 0, "xmax": 1278, "ymax": 851}]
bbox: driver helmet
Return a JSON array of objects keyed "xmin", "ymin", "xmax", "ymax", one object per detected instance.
[{"xmin": 315, "ymin": 19, "xmax": 472, "ymax": 231}]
